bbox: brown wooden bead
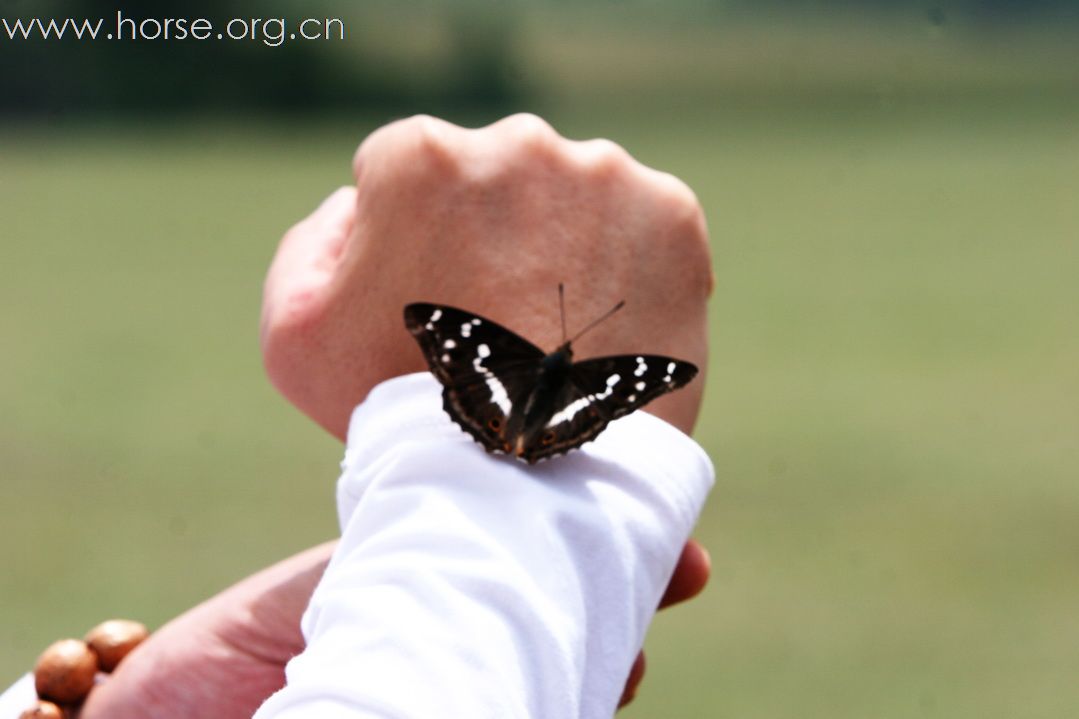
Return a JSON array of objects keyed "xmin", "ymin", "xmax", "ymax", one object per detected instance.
[
  {"xmin": 33, "ymin": 639, "xmax": 97, "ymax": 705},
  {"xmin": 84, "ymin": 619, "xmax": 149, "ymax": 673},
  {"xmin": 19, "ymin": 700, "xmax": 65, "ymax": 719}
]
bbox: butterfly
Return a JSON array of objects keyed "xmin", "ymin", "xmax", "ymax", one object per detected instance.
[{"xmin": 403, "ymin": 285, "xmax": 698, "ymax": 464}]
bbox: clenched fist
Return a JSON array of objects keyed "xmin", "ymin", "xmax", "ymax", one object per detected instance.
[{"xmin": 261, "ymin": 114, "xmax": 712, "ymax": 440}]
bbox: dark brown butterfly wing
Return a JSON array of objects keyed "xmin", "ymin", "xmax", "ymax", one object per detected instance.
[
  {"xmin": 405, "ymin": 303, "xmax": 544, "ymax": 453},
  {"xmin": 516, "ymin": 354, "xmax": 698, "ymax": 463}
]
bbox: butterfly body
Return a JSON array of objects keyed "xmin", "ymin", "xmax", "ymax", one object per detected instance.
[
  {"xmin": 404, "ymin": 302, "xmax": 697, "ymax": 464},
  {"xmin": 510, "ymin": 344, "xmax": 573, "ymax": 448}
]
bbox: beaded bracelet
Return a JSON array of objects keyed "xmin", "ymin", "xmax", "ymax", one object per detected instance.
[{"xmin": 21, "ymin": 619, "xmax": 148, "ymax": 719}]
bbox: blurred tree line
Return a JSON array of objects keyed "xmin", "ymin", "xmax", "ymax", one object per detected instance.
[
  {"xmin": 0, "ymin": 0, "xmax": 523, "ymax": 116},
  {"xmin": 0, "ymin": 0, "xmax": 1074, "ymax": 117},
  {"xmin": 727, "ymin": 0, "xmax": 1077, "ymax": 21}
]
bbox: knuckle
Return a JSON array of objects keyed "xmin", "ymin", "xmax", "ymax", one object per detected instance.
[
  {"xmin": 491, "ymin": 113, "xmax": 562, "ymax": 159},
  {"xmin": 471, "ymin": 114, "xmax": 567, "ymax": 175},
  {"xmin": 657, "ymin": 174, "xmax": 707, "ymax": 241},
  {"xmin": 576, "ymin": 138, "xmax": 632, "ymax": 176},
  {"xmin": 408, "ymin": 114, "xmax": 453, "ymax": 148},
  {"xmin": 354, "ymin": 115, "xmax": 461, "ymax": 181},
  {"xmin": 404, "ymin": 115, "xmax": 458, "ymax": 167},
  {"xmin": 656, "ymin": 170, "xmax": 702, "ymax": 217},
  {"xmin": 504, "ymin": 112, "xmax": 558, "ymax": 142}
]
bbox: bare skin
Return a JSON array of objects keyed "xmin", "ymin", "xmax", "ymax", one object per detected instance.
[
  {"xmin": 81, "ymin": 114, "xmax": 714, "ymax": 718},
  {"xmin": 261, "ymin": 113, "xmax": 712, "ymax": 439}
]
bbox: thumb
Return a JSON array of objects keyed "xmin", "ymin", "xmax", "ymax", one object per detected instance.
[{"xmin": 260, "ymin": 186, "xmax": 357, "ymax": 349}]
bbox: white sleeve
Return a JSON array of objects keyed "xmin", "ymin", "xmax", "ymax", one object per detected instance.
[
  {"xmin": 254, "ymin": 372, "xmax": 713, "ymax": 719},
  {"xmin": 0, "ymin": 371, "xmax": 713, "ymax": 719},
  {"xmin": 0, "ymin": 675, "xmax": 33, "ymax": 718}
]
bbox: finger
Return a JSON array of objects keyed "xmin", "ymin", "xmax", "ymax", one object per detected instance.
[
  {"xmin": 261, "ymin": 186, "xmax": 356, "ymax": 341},
  {"xmin": 617, "ymin": 652, "xmax": 646, "ymax": 709},
  {"xmin": 268, "ymin": 185, "xmax": 356, "ymax": 287},
  {"xmin": 658, "ymin": 539, "xmax": 711, "ymax": 609}
]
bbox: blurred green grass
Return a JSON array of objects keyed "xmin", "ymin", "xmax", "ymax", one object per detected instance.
[
  {"xmin": 3, "ymin": 20, "xmax": 1079, "ymax": 719},
  {"xmin": 617, "ymin": 100, "xmax": 1079, "ymax": 718}
]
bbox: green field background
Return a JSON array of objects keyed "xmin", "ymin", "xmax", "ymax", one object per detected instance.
[{"xmin": 2, "ymin": 8, "xmax": 1078, "ymax": 718}]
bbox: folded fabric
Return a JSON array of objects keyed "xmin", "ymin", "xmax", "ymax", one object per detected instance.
[
  {"xmin": 255, "ymin": 372, "xmax": 713, "ymax": 719},
  {"xmin": 0, "ymin": 372, "xmax": 713, "ymax": 719},
  {"xmin": 0, "ymin": 675, "xmax": 33, "ymax": 718}
]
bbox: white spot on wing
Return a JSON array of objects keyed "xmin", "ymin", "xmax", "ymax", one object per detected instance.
[
  {"xmin": 628, "ymin": 394, "xmax": 637, "ymax": 402},
  {"xmin": 443, "ymin": 339, "xmax": 456, "ymax": 349},
  {"xmin": 667, "ymin": 361, "xmax": 677, "ymax": 374},
  {"xmin": 461, "ymin": 323, "xmax": 472, "ymax": 338},
  {"xmin": 634, "ymin": 357, "xmax": 648, "ymax": 377},
  {"xmin": 430, "ymin": 309, "xmax": 443, "ymax": 322},
  {"xmin": 635, "ymin": 381, "xmax": 646, "ymax": 391},
  {"xmin": 546, "ymin": 375, "xmax": 622, "ymax": 428},
  {"xmin": 472, "ymin": 319, "xmax": 482, "ymax": 326},
  {"xmin": 485, "ymin": 376, "xmax": 511, "ymax": 416},
  {"xmin": 441, "ymin": 353, "xmax": 451, "ymax": 363},
  {"xmin": 471, "ymin": 347, "xmax": 511, "ymax": 415},
  {"xmin": 547, "ymin": 396, "xmax": 591, "ymax": 427}
]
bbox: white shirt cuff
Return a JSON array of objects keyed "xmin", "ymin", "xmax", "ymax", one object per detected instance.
[
  {"xmin": 0, "ymin": 373, "xmax": 712, "ymax": 719},
  {"xmin": 256, "ymin": 372, "xmax": 713, "ymax": 718},
  {"xmin": 0, "ymin": 675, "xmax": 33, "ymax": 719}
]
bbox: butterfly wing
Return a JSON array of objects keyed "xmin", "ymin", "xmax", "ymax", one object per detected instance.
[
  {"xmin": 404, "ymin": 303, "xmax": 546, "ymax": 453},
  {"xmin": 519, "ymin": 353, "xmax": 699, "ymax": 463}
]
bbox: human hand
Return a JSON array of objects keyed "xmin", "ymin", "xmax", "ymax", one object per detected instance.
[
  {"xmin": 261, "ymin": 113, "xmax": 713, "ymax": 442},
  {"xmin": 79, "ymin": 542, "xmax": 334, "ymax": 719},
  {"xmin": 620, "ymin": 538, "xmax": 711, "ymax": 707},
  {"xmin": 259, "ymin": 113, "xmax": 714, "ymax": 712},
  {"xmin": 76, "ymin": 539, "xmax": 709, "ymax": 717},
  {"xmin": 45, "ymin": 116, "xmax": 716, "ymax": 719}
]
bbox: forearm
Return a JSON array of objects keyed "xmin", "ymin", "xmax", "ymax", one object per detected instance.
[{"xmin": 255, "ymin": 373, "xmax": 713, "ymax": 718}]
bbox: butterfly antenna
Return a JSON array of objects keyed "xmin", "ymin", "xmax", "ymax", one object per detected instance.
[
  {"xmin": 558, "ymin": 283, "xmax": 568, "ymax": 344},
  {"xmin": 569, "ymin": 299, "xmax": 626, "ymax": 344}
]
